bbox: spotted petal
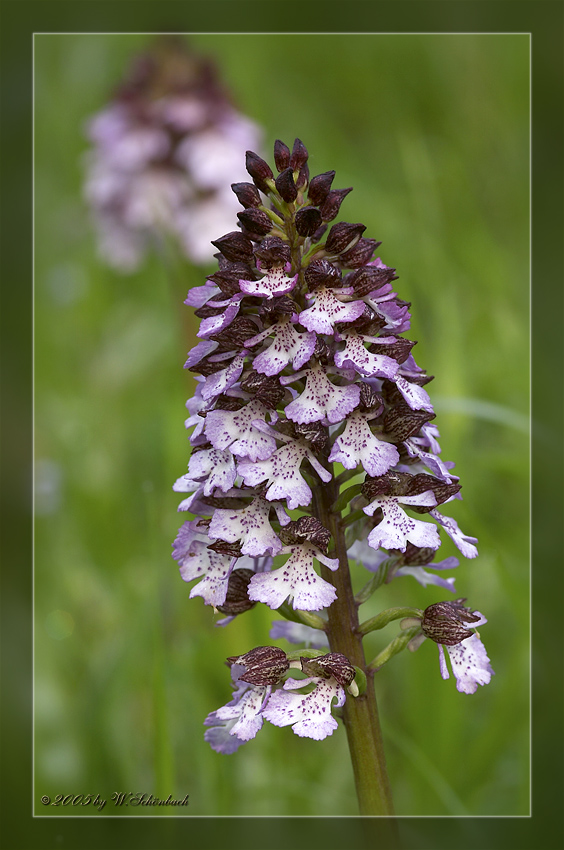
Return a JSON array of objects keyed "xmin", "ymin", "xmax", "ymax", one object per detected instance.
[
  {"xmin": 247, "ymin": 320, "xmax": 316, "ymax": 376},
  {"xmin": 205, "ymin": 399, "xmax": 277, "ymax": 462},
  {"xmin": 298, "ymin": 287, "xmax": 365, "ymax": 335},
  {"xmin": 238, "ymin": 440, "xmax": 326, "ymax": 510},
  {"xmin": 208, "ymin": 497, "xmax": 283, "ymax": 556},
  {"xmin": 405, "ymin": 437, "xmax": 455, "ymax": 482},
  {"xmin": 285, "ymin": 364, "xmax": 360, "ymax": 425},
  {"xmin": 248, "ymin": 544, "xmax": 338, "ymax": 611},
  {"xmin": 212, "ymin": 684, "xmax": 269, "ymax": 740},
  {"xmin": 334, "ymin": 333, "xmax": 398, "ymax": 378},
  {"xmin": 205, "ymin": 665, "xmax": 269, "ymax": 751},
  {"xmin": 263, "ymin": 675, "xmax": 345, "ymax": 740},
  {"xmin": 328, "ymin": 411, "xmax": 399, "ymax": 476},
  {"xmin": 239, "ymin": 267, "xmax": 297, "ymax": 299},
  {"xmin": 365, "ymin": 492, "xmax": 440, "ymax": 552},
  {"xmin": 394, "ymin": 375, "xmax": 434, "ymax": 413},
  {"xmin": 429, "ymin": 510, "xmax": 479, "ymax": 558},
  {"xmin": 173, "ymin": 520, "xmax": 235, "ymax": 607},
  {"xmin": 188, "ymin": 447, "xmax": 237, "ymax": 495},
  {"xmin": 438, "ymin": 633, "xmax": 494, "ymax": 694}
]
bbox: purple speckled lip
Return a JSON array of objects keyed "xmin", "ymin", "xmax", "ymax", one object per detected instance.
[
  {"xmin": 298, "ymin": 286, "xmax": 366, "ymax": 334},
  {"xmin": 328, "ymin": 410, "xmax": 400, "ymax": 477},
  {"xmin": 246, "ymin": 320, "xmax": 316, "ymax": 376},
  {"xmin": 239, "ymin": 268, "xmax": 298, "ymax": 299},
  {"xmin": 284, "ymin": 364, "xmax": 361, "ymax": 425}
]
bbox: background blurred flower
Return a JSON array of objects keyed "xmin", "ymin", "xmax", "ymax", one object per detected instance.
[{"xmin": 83, "ymin": 36, "xmax": 262, "ymax": 271}]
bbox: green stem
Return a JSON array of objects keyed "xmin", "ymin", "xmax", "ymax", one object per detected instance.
[
  {"xmin": 312, "ymin": 475, "xmax": 398, "ymax": 822},
  {"xmin": 367, "ymin": 626, "xmax": 422, "ymax": 673},
  {"xmin": 359, "ymin": 607, "xmax": 423, "ymax": 637},
  {"xmin": 277, "ymin": 601, "xmax": 327, "ymax": 632}
]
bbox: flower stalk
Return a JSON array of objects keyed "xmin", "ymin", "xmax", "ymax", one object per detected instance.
[{"xmin": 313, "ymin": 475, "xmax": 395, "ymax": 815}]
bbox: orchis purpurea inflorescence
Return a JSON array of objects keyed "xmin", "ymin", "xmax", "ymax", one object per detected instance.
[{"xmin": 172, "ymin": 139, "xmax": 493, "ymax": 815}]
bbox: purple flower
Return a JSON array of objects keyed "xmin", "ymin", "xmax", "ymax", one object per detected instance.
[
  {"xmin": 245, "ymin": 319, "xmax": 316, "ymax": 376},
  {"xmin": 208, "ymin": 497, "xmax": 283, "ymax": 557},
  {"xmin": 248, "ymin": 543, "xmax": 339, "ymax": 611},
  {"xmin": 239, "ymin": 267, "xmax": 298, "ymax": 299},
  {"xmin": 237, "ymin": 436, "xmax": 331, "ymax": 510},
  {"xmin": 417, "ymin": 600, "xmax": 494, "ymax": 694},
  {"xmin": 262, "ymin": 653, "xmax": 354, "ymax": 740},
  {"xmin": 204, "ymin": 664, "xmax": 270, "ymax": 752},
  {"xmin": 187, "ymin": 446, "xmax": 237, "ymax": 495},
  {"xmin": 84, "ymin": 38, "xmax": 262, "ymax": 271},
  {"xmin": 263, "ymin": 676, "xmax": 344, "ymax": 740},
  {"xmin": 283, "ymin": 363, "xmax": 361, "ymax": 425},
  {"xmin": 173, "ymin": 519, "xmax": 236, "ymax": 607},
  {"xmin": 328, "ymin": 410, "xmax": 400, "ymax": 476},
  {"xmin": 197, "ymin": 294, "xmax": 245, "ymax": 339},
  {"xmin": 204, "ymin": 399, "xmax": 277, "ymax": 462},
  {"xmin": 298, "ymin": 286, "xmax": 366, "ymax": 334},
  {"xmin": 334, "ymin": 331, "xmax": 399, "ymax": 378},
  {"xmin": 429, "ymin": 510, "xmax": 479, "ymax": 558},
  {"xmin": 393, "ymin": 374, "xmax": 434, "ymax": 413},
  {"xmin": 199, "ymin": 352, "xmax": 248, "ymax": 401},
  {"xmin": 405, "ymin": 423, "xmax": 457, "ymax": 483},
  {"xmin": 364, "ymin": 491, "xmax": 441, "ymax": 552},
  {"xmin": 437, "ymin": 633, "xmax": 494, "ymax": 694}
]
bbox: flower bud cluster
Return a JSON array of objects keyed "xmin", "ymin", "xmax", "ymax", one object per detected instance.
[{"xmin": 84, "ymin": 37, "xmax": 261, "ymax": 270}]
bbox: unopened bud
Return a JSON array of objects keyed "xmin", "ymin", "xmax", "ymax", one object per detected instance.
[
  {"xmin": 308, "ymin": 170, "xmax": 335, "ymax": 206},
  {"xmin": 231, "ymin": 181, "xmax": 262, "ymax": 208},
  {"xmin": 254, "ymin": 235, "xmax": 291, "ymax": 269},
  {"xmin": 273, "ymin": 139, "xmax": 291, "ymax": 172},
  {"xmin": 301, "ymin": 652, "xmax": 355, "ymax": 687},
  {"xmin": 227, "ymin": 645, "xmax": 289, "ymax": 685},
  {"xmin": 421, "ymin": 599, "xmax": 481, "ymax": 646},
  {"xmin": 346, "ymin": 264, "xmax": 397, "ymax": 297},
  {"xmin": 275, "ymin": 167, "xmax": 298, "ymax": 202},
  {"xmin": 326, "ymin": 222, "xmax": 366, "ymax": 254},
  {"xmin": 290, "ymin": 138, "xmax": 308, "ymax": 170},
  {"xmin": 246, "ymin": 150, "xmax": 274, "ymax": 192},
  {"xmin": 304, "ymin": 258, "xmax": 341, "ymax": 291},
  {"xmin": 211, "ymin": 231, "xmax": 254, "ymax": 263},
  {"xmin": 237, "ymin": 208, "xmax": 273, "ymax": 237},
  {"xmin": 340, "ymin": 237, "xmax": 380, "ymax": 268},
  {"xmin": 295, "ymin": 206, "xmax": 323, "ymax": 237},
  {"xmin": 320, "ymin": 187, "xmax": 353, "ymax": 222}
]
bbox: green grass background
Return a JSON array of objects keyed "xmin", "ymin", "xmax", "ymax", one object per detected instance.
[{"xmin": 34, "ymin": 33, "xmax": 529, "ymax": 817}]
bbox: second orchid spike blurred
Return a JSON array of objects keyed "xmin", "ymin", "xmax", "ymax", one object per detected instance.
[{"xmin": 83, "ymin": 36, "xmax": 263, "ymax": 271}]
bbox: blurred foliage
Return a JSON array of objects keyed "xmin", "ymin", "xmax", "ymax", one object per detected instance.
[{"xmin": 34, "ymin": 33, "xmax": 529, "ymax": 816}]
